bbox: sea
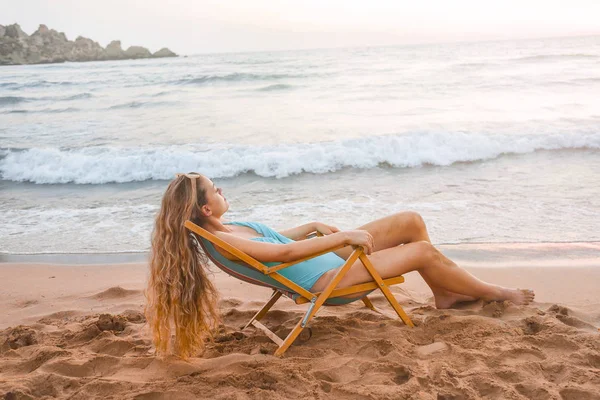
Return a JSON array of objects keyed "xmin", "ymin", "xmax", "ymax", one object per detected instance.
[{"xmin": 1, "ymin": 35, "xmax": 599, "ymax": 258}]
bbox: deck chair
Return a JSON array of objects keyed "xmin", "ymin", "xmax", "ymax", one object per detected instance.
[{"xmin": 184, "ymin": 220, "xmax": 414, "ymax": 356}]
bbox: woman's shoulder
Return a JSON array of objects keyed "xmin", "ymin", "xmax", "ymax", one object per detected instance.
[{"xmin": 226, "ymin": 220, "xmax": 287, "ymax": 240}]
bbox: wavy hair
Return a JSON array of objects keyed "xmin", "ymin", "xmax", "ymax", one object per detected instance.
[{"xmin": 144, "ymin": 173, "xmax": 220, "ymax": 359}]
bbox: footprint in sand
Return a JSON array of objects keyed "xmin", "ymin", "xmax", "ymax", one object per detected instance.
[
  {"xmin": 521, "ymin": 316, "xmax": 549, "ymax": 335},
  {"xmin": 95, "ymin": 314, "xmax": 127, "ymax": 332},
  {"xmin": 495, "ymin": 347, "xmax": 546, "ymax": 366},
  {"xmin": 559, "ymin": 387, "xmax": 600, "ymax": 400},
  {"xmin": 88, "ymin": 335, "xmax": 137, "ymax": 357},
  {"xmin": 1, "ymin": 326, "xmax": 38, "ymax": 350},
  {"xmin": 548, "ymin": 304, "xmax": 570, "ymax": 315},
  {"xmin": 133, "ymin": 391, "xmax": 198, "ymax": 400},
  {"xmin": 546, "ymin": 304, "xmax": 597, "ymax": 330},
  {"xmin": 515, "ymin": 382, "xmax": 553, "ymax": 399},
  {"xmin": 312, "ymin": 364, "xmax": 361, "ymax": 384},
  {"xmin": 554, "ymin": 314, "xmax": 597, "ymax": 330},
  {"xmin": 39, "ymin": 354, "xmax": 122, "ymax": 378}
]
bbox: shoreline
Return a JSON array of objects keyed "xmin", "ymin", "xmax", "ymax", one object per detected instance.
[{"xmin": 2, "ymin": 240, "xmax": 599, "ymax": 266}]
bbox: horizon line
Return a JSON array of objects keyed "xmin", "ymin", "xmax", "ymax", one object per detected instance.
[{"xmin": 185, "ymin": 32, "xmax": 600, "ymax": 57}]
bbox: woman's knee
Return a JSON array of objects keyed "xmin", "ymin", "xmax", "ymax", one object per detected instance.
[
  {"xmin": 396, "ymin": 211, "xmax": 426, "ymax": 232},
  {"xmin": 410, "ymin": 240, "xmax": 441, "ymax": 268}
]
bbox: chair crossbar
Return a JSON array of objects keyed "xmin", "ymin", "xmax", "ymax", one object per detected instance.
[{"xmin": 294, "ymin": 275, "xmax": 405, "ymax": 304}]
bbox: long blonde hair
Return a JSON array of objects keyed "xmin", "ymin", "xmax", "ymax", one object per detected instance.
[{"xmin": 144, "ymin": 173, "xmax": 220, "ymax": 359}]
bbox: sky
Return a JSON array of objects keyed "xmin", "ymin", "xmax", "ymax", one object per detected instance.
[{"xmin": 2, "ymin": 0, "xmax": 600, "ymax": 54}]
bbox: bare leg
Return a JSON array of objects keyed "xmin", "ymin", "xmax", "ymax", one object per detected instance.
[
  {"xmin": 323, "ymin": 241, "xmax": 535, "ymax": 305},
  {"xmin": 324, "ymin": 212, "xmax": 534, "ymax": 307},
  {"xmin": 333, "ymin": 212, "xmax": 477, "ymax": 308}
]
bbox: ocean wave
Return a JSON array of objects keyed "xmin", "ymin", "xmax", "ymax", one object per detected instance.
[
  {"xmin": 0, "ymin": 93, "xmax": 92, "ymax": 106},
  {"xmin": 0, "ymin": 96, "xmax": 27, "ymax": 106},
  {"xmin": 64, "ymin": 93, "xmax": 93, "ymax": 100},
  {"xmin": 255, "ymin": 83, "xmax": 296, "ymax": 92},
  {"xmin": 512, "ymin": 53, "xmax": 599, "ymax": 63},
  {"xmin": 572, "ymin": 77, "xmax": 600, "ymax": 84},
  {"xmin": 152, "ymin": 90, "xmax": 176, "ymax": 97},
  {"xmin": 2, "ymin": 80, "xmax": 78, "ymax": 90},
  {"xmin": 1, "ymin": 132, "xmax": 599, "ymax": 184},
  {"xmin": 0, "ymin": 204, "xmax": 157, "ymax": 253},
  {"xmin": 108, "ymin": 100, "xmax": 175, "ymax": 110},
  {"xmin": 4, "ymin": 109, "xmax": 28, "ymax": 114},
  {"xmin": 2, "ymin": 107, "xmax": 81, "ymax": 115},
  {"xmin": 172, "ymin": 72, "xmax": 310, "ymax": 85}
]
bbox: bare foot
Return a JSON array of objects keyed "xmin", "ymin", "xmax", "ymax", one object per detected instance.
[
  {"xmin": 501, "ymin": 288, "xmax": 535, "ymax": 305},
  {"xmin": 434, "ymin": 291, "xmax": 479, "ymax": 309}
]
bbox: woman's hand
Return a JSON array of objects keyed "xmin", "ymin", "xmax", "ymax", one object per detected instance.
[
  {"xmin": 343, "ymin": 230, "xmax": 375, "ymax": 254},
  {"xmin": 313, "ymin": 222, "xmax": 340, "ymax": 236}
]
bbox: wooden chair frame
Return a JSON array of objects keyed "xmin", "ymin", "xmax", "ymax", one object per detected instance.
[{"xmin": 184, "ymin": 220, "xmax": 414, "ymax": 356}]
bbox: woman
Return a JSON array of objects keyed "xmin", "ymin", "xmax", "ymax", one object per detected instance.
[{"xmin": 145, "ymin": 172, "xmax": 535, "ymax": 358}]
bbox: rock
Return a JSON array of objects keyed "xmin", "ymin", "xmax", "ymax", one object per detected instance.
[
  {"xmin": 36, "ymin": 24, "xmax": 50, "ymax": 35},
  {"xmin": 416, "ymin": 341, "xmax": 449, "ymax": 357},
  {"xmin": 105, "ymin": 40, "xmax": 125, "ymax": 59},
  {"xmin": 124, "ymin": 45, "xmax": 152, "ymax": 59},
  {"xmin": 153, "ymin": 47, "xmax": 177, "ymax": 58},
  {"xmin": 0, "ymin": 23, "xmax": 178, "ymax": 65},
  {"xmin": 28, "ymin": 25, "xmax": 72, "ymax": 64},
  {"xmin": 70, "ymin": 36, "xmax": 105, "ymax": 61},
  {"xmin": 4, "ymin": 24, "xmax": 28, "ymax": 40}
]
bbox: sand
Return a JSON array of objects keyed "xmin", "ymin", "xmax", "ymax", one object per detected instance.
[{"xmin": 1, "ymin": 259, "xmax": 599, "ymax": 400}]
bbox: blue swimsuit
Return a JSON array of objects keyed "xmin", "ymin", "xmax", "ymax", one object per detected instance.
[{"xmin": 225, "ymin": 221, "xmax": 346, "ymax": 290}]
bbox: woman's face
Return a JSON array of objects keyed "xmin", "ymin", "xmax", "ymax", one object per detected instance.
[{"xmin": 199, "ymin": 175, "xmax": 229, "ymax": 218}]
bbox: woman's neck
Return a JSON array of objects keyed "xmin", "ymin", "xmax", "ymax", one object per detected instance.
[{"xmin": 201, "ymin": 216, "xmax": 232, "ymax": 234}]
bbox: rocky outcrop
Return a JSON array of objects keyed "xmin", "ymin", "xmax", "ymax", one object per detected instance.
[
  {"xmin": 105, "ymin": 40, "xmax": 126, "ymax": 59},
  {"xmin": 5, "ymin": 24, "xmax": 29, "ymax": 40},
  {"xmin": 0, "ymin": 23, "xmax": 178, "ymax": 65},
  {"xmin": 124, "ymin": 46, "xmax": 152, "ymax": 59},
  {"xmin": 153, "ymin": 47, "xmax": 177, "ymax": 58}
]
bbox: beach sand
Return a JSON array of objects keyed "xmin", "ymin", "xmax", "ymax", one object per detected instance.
[{"xmin": 1, "ymin": 252, "xmax": 599, "ymax": 399}]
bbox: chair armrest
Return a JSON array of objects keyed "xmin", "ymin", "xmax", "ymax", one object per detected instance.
[
  {"xmin": 265, "ymin": 243, "xmax": 362, "ymax": 273},
  {"xmin": 307, "ymin": 231, "xmax": 324, "ymax": 239},
  {"xmin": 299, "ymin": 231, "xmax": 323, "ymax": 240}
]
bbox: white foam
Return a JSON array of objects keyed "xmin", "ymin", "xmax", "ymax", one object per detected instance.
[
  {"xmin": 1, "ymin": 131, "xmax": 599, "ymax": 184},
  {"xmin": 0, "ymin": 204, "xmax": 158, "ymax": 253}
]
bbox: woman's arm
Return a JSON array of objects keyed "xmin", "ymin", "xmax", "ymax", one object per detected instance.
[
  {"xmin": 214, "ymin": 229, "xmax": 373, "ymax": 263},
  {"xmin": 278, "ymin": 222, "xmax": 317, "ymax": 241},
  {"xmin": 279, "ymin": 221, "xmax": 340, "ymax": 240}
]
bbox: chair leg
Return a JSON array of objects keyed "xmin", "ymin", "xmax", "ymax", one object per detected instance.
[
  {"xmin": 359, "ymin": 254, "xmax": 415, "ymax": 327},
  {"xmin": 242, "ymin": 290, "xmax": 282, "ymax": 330},
  {"xmin": 362, "ymin": 295, "xmax": 403, "ymax": 320},
  {"xmin": 274, "ymin": 318, "xmax": 306, "ymax": 356},
  {"xmin": 275, "ymin": 249, "xmax": 363, "ymax": 356},
  {"xmin": 362, "ymin": 296, "xmax": 376, "ymax": 311}
]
